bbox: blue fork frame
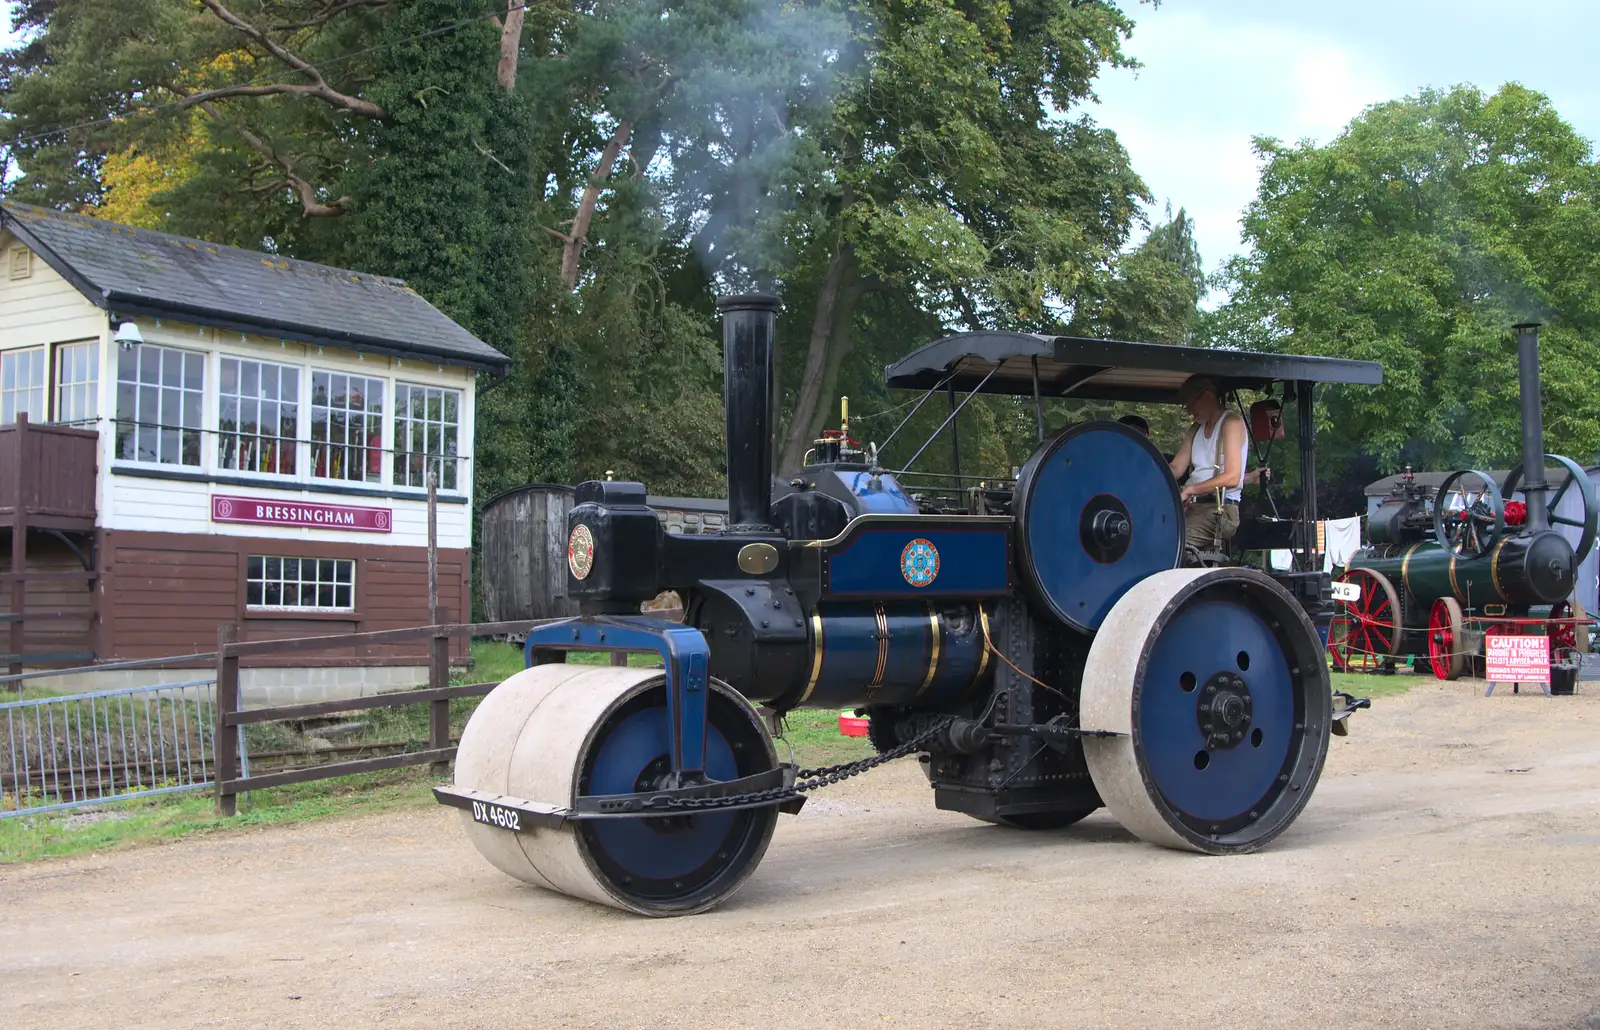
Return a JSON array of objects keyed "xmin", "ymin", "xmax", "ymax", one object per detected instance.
[{"xmin": 523, "ymin": 615, "xmax": 710, "ymax": 782}]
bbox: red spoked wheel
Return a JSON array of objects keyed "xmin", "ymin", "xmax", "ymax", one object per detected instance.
[
  {"xmin": 1428, "ymin": 597, "xmax": 1466, "ymax": 681},
  {"xmin": 1328, "ymin": 568, "xmax": 1402, "ymax": 672},
  {"xmin": 1548, "ymin": 597, "xmax": 1590, "ymax": 658}
]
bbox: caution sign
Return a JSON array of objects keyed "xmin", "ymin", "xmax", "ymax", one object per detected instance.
[{"xmin": 1485, "ymin": 633, "xmax": 1551, "ymax": 684}]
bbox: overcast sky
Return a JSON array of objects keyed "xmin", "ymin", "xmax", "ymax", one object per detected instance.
[
  {"xmin": 7, "ymin": 0, "xmax": 1600, "ymax": 285},
  {"xmin": 1092, "ymin": 0, "xmax": 1600, "ymax": 284}
]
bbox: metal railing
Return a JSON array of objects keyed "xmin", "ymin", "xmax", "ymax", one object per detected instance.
[{"xmin": 0, "ymin": 679, "xmax": 216, "ymax": 818}]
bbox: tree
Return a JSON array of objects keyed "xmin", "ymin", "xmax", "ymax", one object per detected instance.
[
  {"xmin": 1, "ymin": 0, "xmax": 1182, "ymax": 504},
  {"xmin": 344, "ymin": 0, "xmax": 535, "ymax": 356},
  {"xmin": 771, "ymin": 0, "xmax": 1151, "ymax": 474},
  {"xmin": 1141, "ymin": 202, "xmax": 1203, "ymax": 300},
  {"xmin": 1217, "ymin": 84, "xmax": 1600, "ymax": 475}
]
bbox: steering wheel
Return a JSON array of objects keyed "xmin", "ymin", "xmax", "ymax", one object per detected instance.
[
  {"xmin": 1502, "ymin": 453, "xmax": 1599, "ymax": 564},
  {"xmin": 1432, "ymin": 469, "xmax": 1504, "ymax": 559}
]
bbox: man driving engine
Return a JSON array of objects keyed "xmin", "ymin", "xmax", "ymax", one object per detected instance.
[{"xmin": 1168, "ymin": 375, "xmax": 1248, "ymax": 552}]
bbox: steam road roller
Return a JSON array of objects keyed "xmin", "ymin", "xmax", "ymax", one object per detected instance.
[{"xmin": 435, "ymin": 296, "xmax": 1383, "ymax": 915}]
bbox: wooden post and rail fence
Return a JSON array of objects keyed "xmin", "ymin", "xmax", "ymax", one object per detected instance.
[{"xmin": 210, "ymin": 609, "xmax": 682, "ymax": 816}]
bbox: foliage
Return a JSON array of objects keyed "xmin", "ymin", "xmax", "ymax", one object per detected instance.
[
  {"xmin": 770, "ymin": 0, "xmax": 1160, "ymax": 471},
  {"xmin": 94, "ymin": 119, "xmax": 206, "ymax": 229},
  {"xmin": 0, "ymin": 0, "xmax": 1206, "ymax": 505},
  {"xmin": 345, "ymin": 0, "xmax": 535, "ymax": 356},
  {"xmin": 1216, "ymin": 84, "xmax": 1600, "ymax": 477}
]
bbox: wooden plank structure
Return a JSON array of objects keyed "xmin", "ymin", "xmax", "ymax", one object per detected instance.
[
  {"xmin": 478, "ymin": 484, "xmax": 579, "ymax": 623},
  {"xmin": 0, "ymin": 414, "xmax": 98, "ymax": 680}
]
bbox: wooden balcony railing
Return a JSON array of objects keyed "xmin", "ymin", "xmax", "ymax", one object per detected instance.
[{"xmin": 0, "ymin": 414, "xmax": 98, "ymax": 531}]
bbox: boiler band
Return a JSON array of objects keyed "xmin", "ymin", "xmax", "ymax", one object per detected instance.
[{"xmin": 797, "ymin": 601, "xmax": 990, "ymax": 710}]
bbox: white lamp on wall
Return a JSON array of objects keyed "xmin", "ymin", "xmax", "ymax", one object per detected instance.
[{"xmin": 113, "ymin": 321, "xmax": 143, "ymax": 350}]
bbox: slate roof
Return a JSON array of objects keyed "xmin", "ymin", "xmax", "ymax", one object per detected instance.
[{"xmin": 0, "ymin": 202, "xmax": 509, "ymax": 372}]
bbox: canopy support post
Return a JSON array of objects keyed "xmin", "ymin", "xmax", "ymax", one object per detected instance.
[
  {"xmin": 899, "ymin": 365, "xmax": 1001, "ymax": 475},
  {"xmin": 947, "ymin": 382, "xmax": 962, "ymax": 483},
  {"xmin": 1031, "ymin": 356, "xmax": 1045, "ymax": 443},
  {"xmin": 877, "ymin": 375, "xmax": 952, "ymax": 455},
  {"xmin": 1296, "ymin": 380, "xmax": 1318, "ymax": 572}
]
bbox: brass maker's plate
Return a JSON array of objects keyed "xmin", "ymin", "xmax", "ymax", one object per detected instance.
[{"xmin": 738, "ymin": 542, "xmax": 780, "ymax": 575}]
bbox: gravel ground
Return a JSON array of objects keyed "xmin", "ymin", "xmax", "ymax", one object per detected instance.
[{"xmin": 2, "ymin": 677, "xmax": 1598, "ymax": 1030}]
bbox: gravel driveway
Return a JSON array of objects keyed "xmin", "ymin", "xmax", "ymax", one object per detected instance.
[{"xmin": 3, "ymin": 678, "xmax": 1598, "ymax": 1030}]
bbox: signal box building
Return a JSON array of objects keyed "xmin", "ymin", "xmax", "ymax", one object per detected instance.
[{"xmin": 0, "ymin": 203, "xmax": 508, "ymax": 699}]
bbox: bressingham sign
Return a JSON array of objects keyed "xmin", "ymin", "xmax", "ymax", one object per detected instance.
[{"xmin": 210, "ymin": 494, "xmax": 393, "ymax": 533}]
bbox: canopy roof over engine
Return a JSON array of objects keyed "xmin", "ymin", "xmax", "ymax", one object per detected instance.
[{"xmin": 883, "ymin": 331, "xmax": 1383, "ymax": 403}]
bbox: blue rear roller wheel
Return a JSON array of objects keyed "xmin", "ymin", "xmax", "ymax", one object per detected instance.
[{"xmin": 1079, "ymin": 568, "xmax": 1332, "ymax": 853}]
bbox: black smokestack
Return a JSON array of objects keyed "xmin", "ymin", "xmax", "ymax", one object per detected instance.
[
  {"xmin": 718, "ymin": 294, "xmax": 779, "ymax": 532},
  {"xmin": 1514, "ymin": 322, "xmax": 1550, "ymax": 532}
]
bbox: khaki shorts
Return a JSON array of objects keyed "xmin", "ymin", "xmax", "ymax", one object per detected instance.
[{"xmin": 1185, "ymin": 502, "xmax": 1240, "ymax": 551}]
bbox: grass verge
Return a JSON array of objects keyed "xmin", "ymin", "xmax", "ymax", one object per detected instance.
[
  {"xmin": 0, "ymin": 768, "xmax": 437, "ymax": 864},
  {"xmin": 1331, "ymin": 667, "xmax": 1421, "ymax": 700}
]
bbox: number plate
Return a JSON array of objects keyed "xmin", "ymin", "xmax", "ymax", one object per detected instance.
[
  {"xmin": 1331, "ymin": 581, "xmax": 1362, "ymax": 603},
  {"xmin": 470, "ymin": 799, "xmax": 525, "ymax": 833}
]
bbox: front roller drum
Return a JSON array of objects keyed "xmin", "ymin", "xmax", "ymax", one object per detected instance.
[
  {"xmin": 453, "ymin": 663, "xmax": 780, "ymax": 916},
  {"xmin": 1079, "ymin": 567, "xmax": 1332, "ymax": 854}
]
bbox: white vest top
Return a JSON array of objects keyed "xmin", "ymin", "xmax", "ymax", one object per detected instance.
[{"xmin": 1187, "ymin": 412, "xmax": 1247, "ymax": 502}]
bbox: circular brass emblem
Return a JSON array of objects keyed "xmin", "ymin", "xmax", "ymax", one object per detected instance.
[{"xmin": 568, "ymin": 524, "xmax": 595, "ymax": 580}]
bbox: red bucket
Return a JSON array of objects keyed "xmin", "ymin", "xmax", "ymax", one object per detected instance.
[{"xmin": 838, "ymin": 710, "xmax": 869, "ymax": 737}]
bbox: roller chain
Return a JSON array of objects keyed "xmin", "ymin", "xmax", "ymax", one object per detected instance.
[{"xmin": 652, "ymin": 716, "xmax": 956, "ymax": 813}]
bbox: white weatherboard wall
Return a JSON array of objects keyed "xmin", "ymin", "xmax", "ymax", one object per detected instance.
[
  {"xmin": 0, "ymin": 231, "xmax": 106, "ymax": 348},
  {"xmin": 107, "ymin": 473, "xmax": 471, "ymax": 547},
  {"xmin": 98, "ymin": 316, "xmax": 477, "ymax": 550}
]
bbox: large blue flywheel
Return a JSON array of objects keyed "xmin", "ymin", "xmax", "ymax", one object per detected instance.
[{"xmin": 1013, "ymin": 421, "xmax": 1184, "ymax": 633}]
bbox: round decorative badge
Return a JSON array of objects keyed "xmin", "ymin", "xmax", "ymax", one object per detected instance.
[
  {"xmin": 568, "ymin": 524, "xmax": 595, "ymax": 580},
  {"xmin": 901, "ymin": 538, "xmax": 940, "ymax": 588}
]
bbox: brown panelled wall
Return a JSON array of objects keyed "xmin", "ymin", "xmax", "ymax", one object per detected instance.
[
  {"xmin": 99, "ymin": 530, "xmax": 470, "ymax": 666},
  {"xmin": 0, "ymin": 532, "xmax": 94, "ymax": 659}
]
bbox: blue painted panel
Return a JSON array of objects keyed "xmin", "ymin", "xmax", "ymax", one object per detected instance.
[
  {"xmin": 831, "ymin": 471, "xmax": 918, "ymax": 514},
  {"xmin": 586, "ymin": 707, "xmax": 739, "ymax": 879},
  {"xmin": 812, "ymin": 605, "xmax": 923, "ymax": 702},
  {"xmin": 826, "ymin": 527, "xmax": 1009, "ymax": 597}
]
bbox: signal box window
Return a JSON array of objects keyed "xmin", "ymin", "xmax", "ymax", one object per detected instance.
[
  {"xmin": 311, "ymin": 372, "xmax": 384, "ymax": 483},
  {"xmin": 1, "ymin": 346, "xmax": 46, "ymax": 424},
  {"xmin": 394, "ymin": 383, "xmax": 460, "ymax": 490},
  {"xmin": 247, "ymin": 556, "xmax": 355, "ymax": 611},
  {"xmin": 115, "ymin": 345, "xmax": 204, "ymax": 466},
  {"xmin": 219, "ymin": 357, "xmax": 299, "ymax": 475},
  {"xmin": 55, "ymin": 341, "xmax": 99, "ymax": 424}
]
